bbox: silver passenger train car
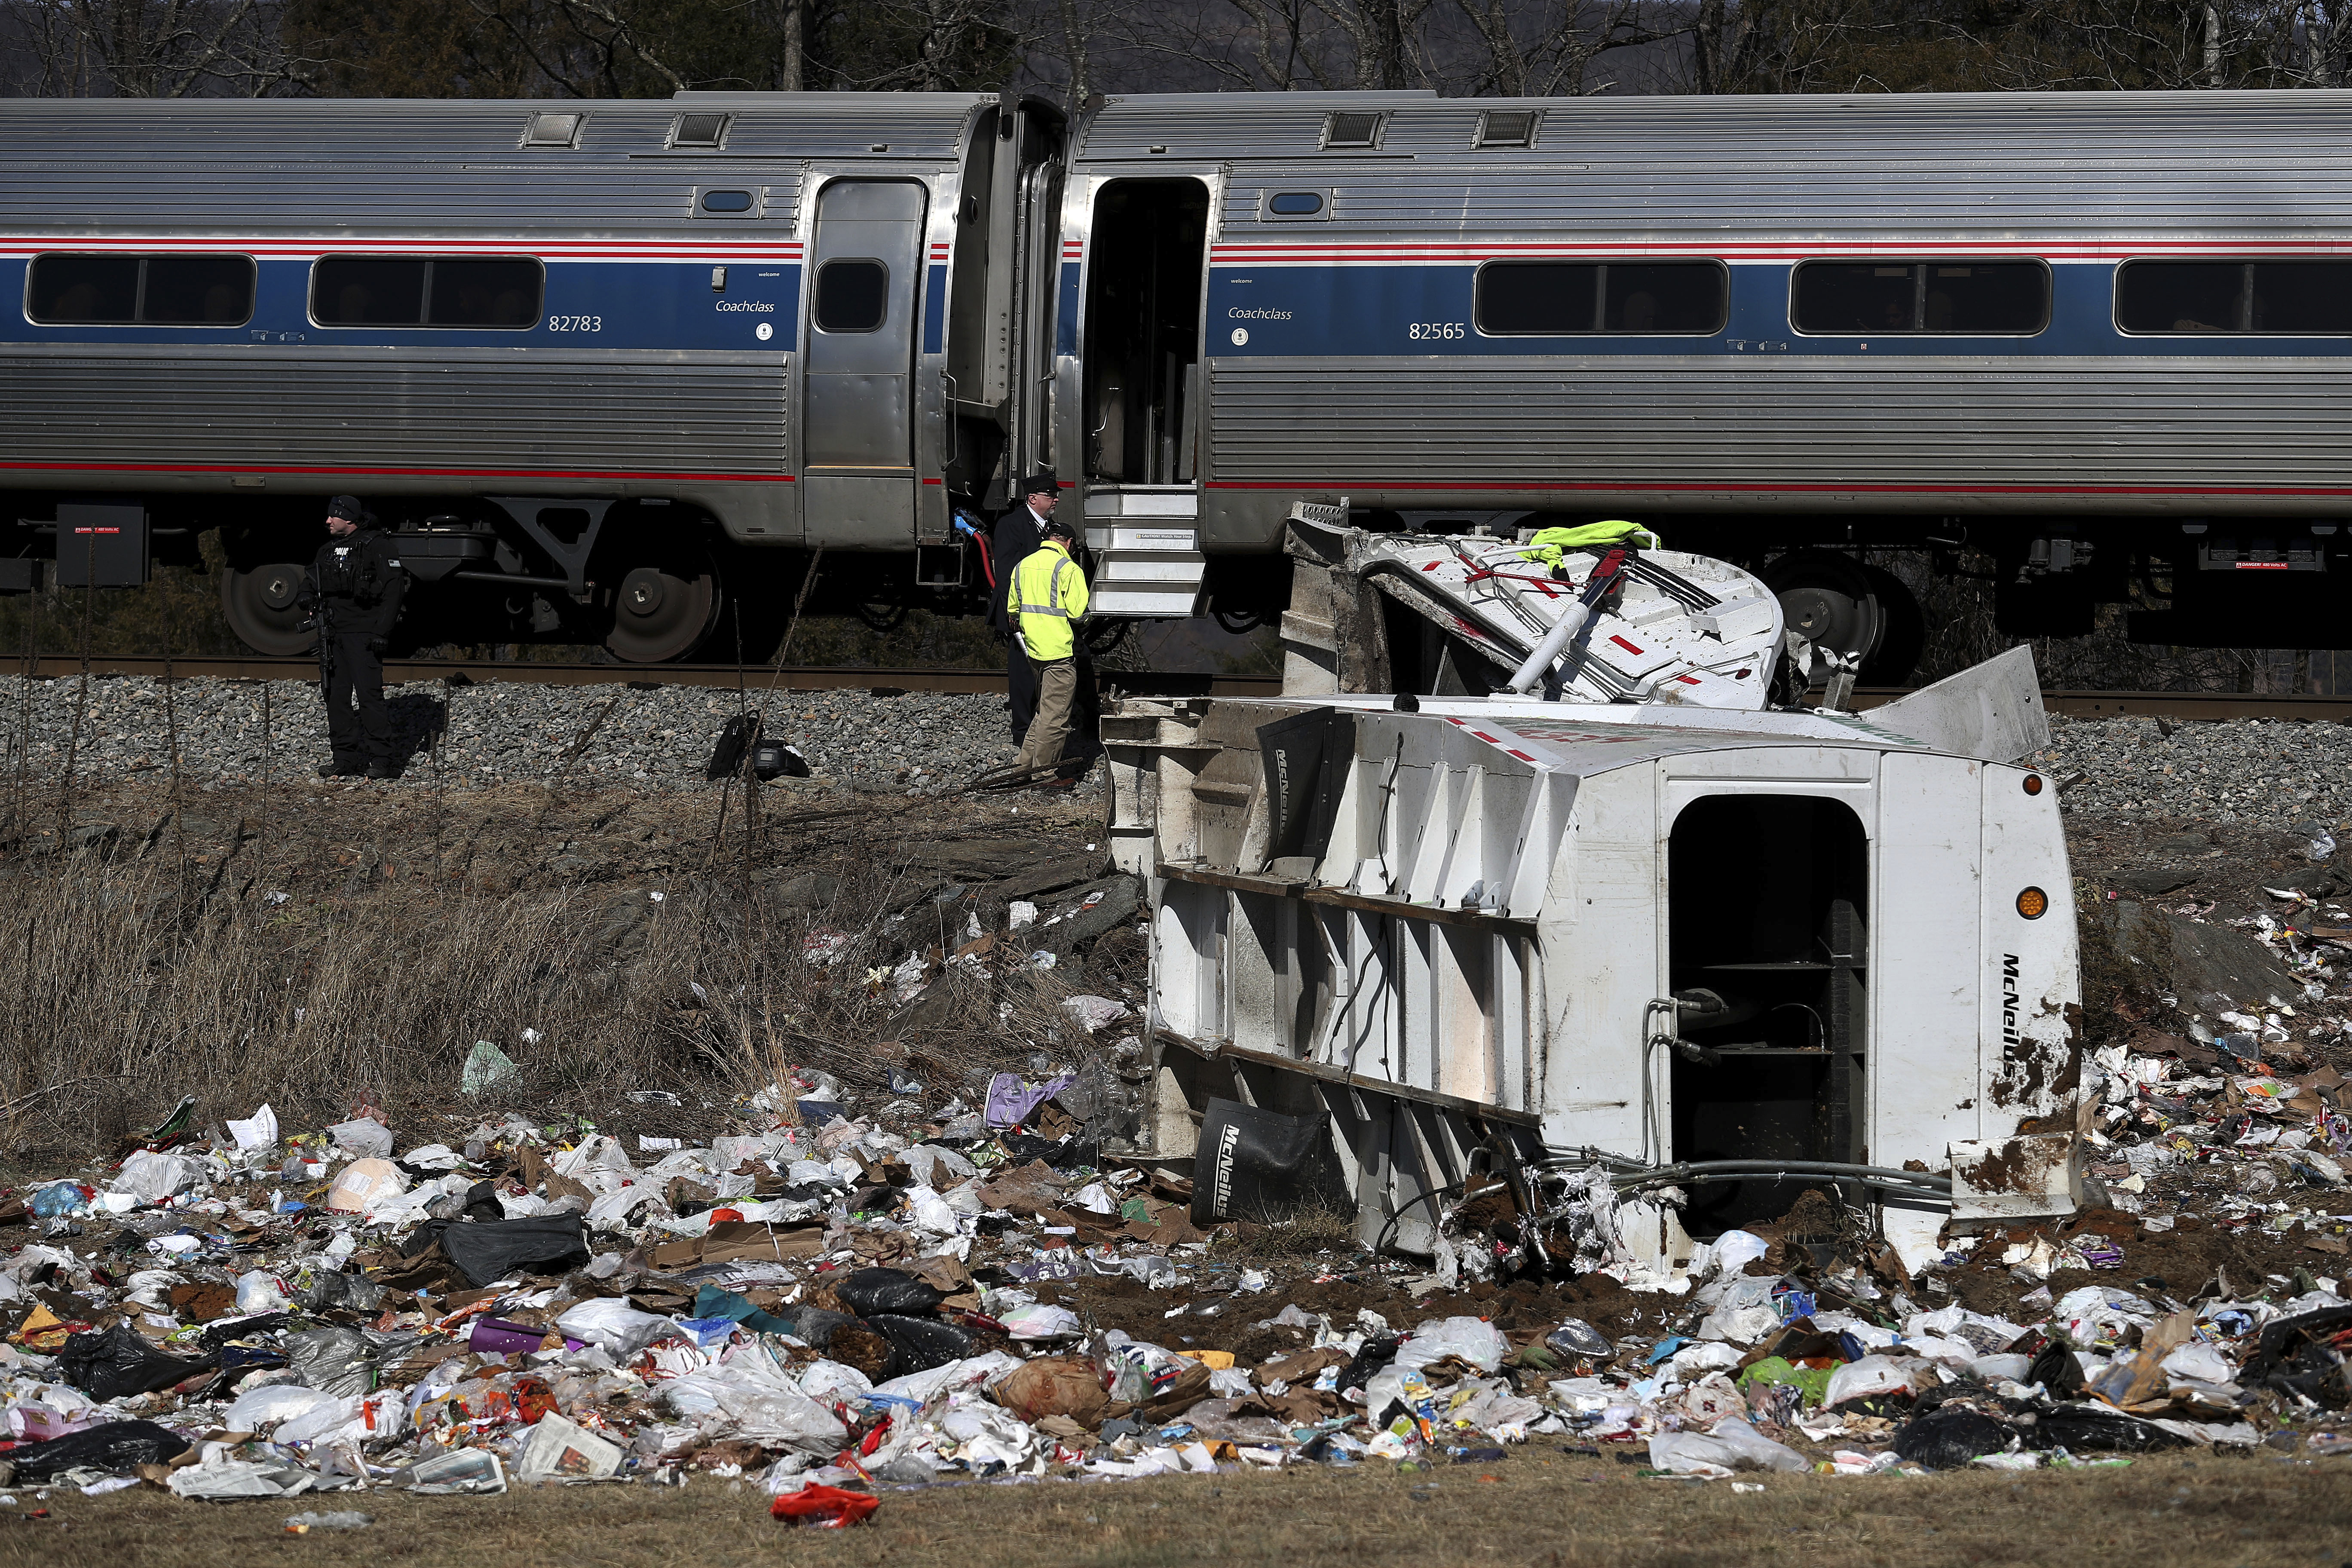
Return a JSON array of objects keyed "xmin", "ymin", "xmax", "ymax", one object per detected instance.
[{"xmin": 3, "ymin": 88, "xmax": 2348, "ymax": 665}]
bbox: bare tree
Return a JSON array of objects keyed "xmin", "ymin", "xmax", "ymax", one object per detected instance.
[{"xmin": 3, "ymin": 0, "xmax": 317, "ymax": 95}]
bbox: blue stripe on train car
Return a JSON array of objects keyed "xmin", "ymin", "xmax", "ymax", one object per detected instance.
[
  {"xmin": 1057, "ymin": 262, "xmax": 1081, "ymax": 358},
  {"xmin": 924, "ymin": 264, "xmax": 948, "ymax": 355},
  {"xmin": 0, "ymin": 258, "xmax": 802, "ymax": 354},
  {"xmin": 1205, "ymin": 260, "xmax": 2352, "ymax": 360}
]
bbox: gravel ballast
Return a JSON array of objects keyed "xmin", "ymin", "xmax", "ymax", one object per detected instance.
[
  {"xmin": 2030, "ymin": 714, "xmax": 2352, "ymax": 832},
  {"xmin": 0, "ymin": 674, "xmax": 1041, "ymax": 795}
]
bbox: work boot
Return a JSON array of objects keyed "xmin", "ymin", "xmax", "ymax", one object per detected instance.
[
  {"xmin": 365, "ymin": 759, "xmax": 403, "ymax": 781},
  {"xmin": 316, "ymin": 758, "xmax": 364, "ymax": 779}
]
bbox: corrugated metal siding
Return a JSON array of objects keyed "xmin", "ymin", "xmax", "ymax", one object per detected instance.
[
  {"xmin": 1207, "ymin": 356, "xmax": 2352, "ymax": 490},
  {"xmin": 0, "ymin": 349, "xmax": 789, "ymax": 475},
  {"xmin": 1091, "ymin": 90, "xmax": 2352, "ymax": 236},
  {"xmin": 0, "ymin": 95, "xmax": 978, "ymax": 227}
]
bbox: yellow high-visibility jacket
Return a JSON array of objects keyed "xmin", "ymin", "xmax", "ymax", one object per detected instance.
[
  {"xmin": 1009, "ymin": 540, "xmax": 1088, "ymax": 660},
  {"xmin": 1518, "ymin": 519, "xmax": 1660, "ymax": 570}
]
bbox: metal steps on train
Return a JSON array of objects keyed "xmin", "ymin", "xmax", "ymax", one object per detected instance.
[{"xmin": 1084, "ymin": 487, "xmax": 1204, "ymax": 619}]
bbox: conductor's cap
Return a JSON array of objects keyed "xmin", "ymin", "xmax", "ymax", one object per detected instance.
[{"xmin": 1021, "ymin": 469, "xmax": 1061, "ymax": 498}]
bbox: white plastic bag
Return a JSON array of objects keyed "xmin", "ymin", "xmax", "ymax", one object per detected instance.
[
  {"xmin": 234, "ymin": 1271, "xmax": 292, "ymax": 1314},
  {"xmin": 555, "ymin": 1297, "xmax": 683, "ymax": 1356},
  {"xmin": 1823, "ymin": 1354, "xmax": 1919, "ymax": 1407},
  {"xmin": 1394, "ymin": 1315, "xmax": 1510, "ymax": 1375},
  {"xmin": 113, "ymin": 1150, "xmax": 198, "ymax": 1203},
  {"xmin": 224, "ymin": 1384, "xmax": 332, "ymax": 1431},
  {"xmin": 327, "ymin": 1118, "xmax": 393, "ymax": 1160},
  {"xmin": 1706, "ymin": 1415, "xmax": 1812, "ymax": 1473}
]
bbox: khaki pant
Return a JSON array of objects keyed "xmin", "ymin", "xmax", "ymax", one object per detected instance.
[{"xmin": 1016, "ymin": 656, "xmax": 1077, "ymax": 778}]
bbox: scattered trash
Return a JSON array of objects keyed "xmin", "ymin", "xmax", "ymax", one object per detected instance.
[
  {"xmin": 284, "ymin": 1511, "xmax": 373, "ymax": 1533},
  {"xmin": 460, "ymin": 1039, "xmax": 521, "ymax": 1096}
]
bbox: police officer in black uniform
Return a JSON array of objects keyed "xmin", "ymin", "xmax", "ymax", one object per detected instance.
[{"xmin": 299, "ymin": 496, "xmax": 409, "ymax": 779}]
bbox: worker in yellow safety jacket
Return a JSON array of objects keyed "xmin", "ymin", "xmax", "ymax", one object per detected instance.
[
  {"xmin": 1008, "ymin": 515, "xmax": 1090, "ymax": 790},
  {"xmin": 1518, "ymin": 518, "xmax": 1660, "ymax": 574}
]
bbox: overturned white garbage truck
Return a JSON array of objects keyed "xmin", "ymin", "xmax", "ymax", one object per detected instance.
[{"xmin": 1106, "ymin": 520, "xmax": 2082, "ymax": 1277}]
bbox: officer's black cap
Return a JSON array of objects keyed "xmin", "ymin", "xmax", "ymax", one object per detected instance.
[
  {"xmin": 1038, "ymin": 515, "xmax": 1076, "ymax": 541},
  {"xmin": 1021, "ymin": 469, "xmax": 1060, "ymax": 498},
  {"xmin": 325, "ymin": 495, "xmax": 373, "ymax": 524}
]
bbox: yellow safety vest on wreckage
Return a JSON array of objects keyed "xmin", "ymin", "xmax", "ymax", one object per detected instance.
[
  {"xmin": 1518, "ymin": 519, "xmax": 1660, "ymax": 570},
  {"xmin": 1009, "ymin": 541, "xmax": 1088, "ymax": 661}
]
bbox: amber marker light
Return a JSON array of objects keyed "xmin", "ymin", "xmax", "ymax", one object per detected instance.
[
  {"xmin": 2022, "ymin": 774, "xmax": 2044, "ymax": 796},
  {"xmin": 2017, "ymin": 887, "xmax": 2049, "ymax": 919}
]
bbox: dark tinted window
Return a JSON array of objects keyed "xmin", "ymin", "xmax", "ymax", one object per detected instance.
[
  {"xmin": 313, "ymin": 257, "xmax": 426, "ymax": 325},
  {"xmin": 428, "ymin": 258, "xmax": 542, "ymax": 326},
  {"xmin": 2252, "ymin": 262, "xmax": 2352, "ymax": 333},
  {"xmin": 815, "ymin": 259, "xmax": 888, "ymax": 332},
  {"xmin": 1268, "ymin": 191, "xmax": 1323, "ymax": 215},
  {"xmin": 2117, "ymin": 262, "xmax": 2244, "ymax": 333},
  {"xmin": 2119, "ymin": 260, "xmax": 2352, "ymax": 334},
  {"xmin": 1797, "ymin": 261, "xmax": 2046, "ymax": 333},
  {"xmin": 312, "ymin": 256, "xmax": 541, "ymax": 328},
  {"xmin": 700, "ymin": 189, "xmax": 754, "ymax": 214},
  {"xmin": 1477, "ymin": 261, "xmax": 1722, "ymax": 335},
  {"xmin": 141, "ymin": 255, "xmax": 256, "ymax": 324},
  {"xmin": 1477, "ymin": 263, "xmax": 1596, "ymax": 333},
  {"xmin": 28, "ymin": 255, "xmax": 139, "ymax": 323},
  {"xmin": 28, "ymin": 254, "xmax": 255, "ymax": 325},
  {"xmin": 1603, "ymin": 263, "xmax": 1727, "ymax": 332}
]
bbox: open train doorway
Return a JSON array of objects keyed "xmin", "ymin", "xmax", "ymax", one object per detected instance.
[
  {"xmin": 1666, "ymin": 794, "xmax": 1869, "ymax": 1235},
  {"xmin": 1083, "ymin": 180, "xmax": 1208, "ymax": 489}
]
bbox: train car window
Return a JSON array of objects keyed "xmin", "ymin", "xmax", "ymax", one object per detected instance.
[
  {"xmin": 140, "ymin": 256, "xmax": 256, "ymax": 325},
  {"xmin": 1797, "ymin": 261, "xmax": 2046, "ymax": 333},
  {"xmin": 312, "ymin": 257, "xmax": 428, "ymax": 325},
  {"xmin": 1477, "ymin": 262, "xmax": 1597, "ymax": 333},
  {"xmin": 1478, "ymin": 261, "xmax": 1723, "ymax": 335},
  {"xmin": 427, "ymin": 258, "xmax": 542, "ymax": 328},
  {"xmin": 28, "ymin": 254, "xmax": 256, "ymax": 325},
  {"xmin": 28, "ymin": 255, "xmax": 141, "ymax": 323},
  {"xmin": 2117, "ymin": 262, "xmax": 2246, "ymax": 333},
  {"xmin": 312, "ymin": 257, "xmax": 541, "ymax": 328},
  {"xmin": 1924, "ymin": 264, "xmax": 2045, "ymax": 331},
  {"xmin": 1267, "ymin": 192, "xmax": 1324, "ymax": 216},
  {"xmin": 671, "ymin": 113, "xmax": 730, "ymax": 150},
  {"xmin": 1602, "ymin": 263, "xmax": 1727, "ymax": 332},
  {"xmin": 699, "ymin": 189, "xmax": 756, "ymax": 214},
  {"xmin": 2251, "ymin": 262, "xmax": 2352, "ymax": 333},
  {"xmin": 815, "ymin": 259, "xmax": 888, "ymax": 332}
]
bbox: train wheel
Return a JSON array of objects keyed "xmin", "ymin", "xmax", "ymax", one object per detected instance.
[
  {"xmin": 605, "ymin": 549, "xmax": 721, "ymax": 663},
  {"xmin": 220, "ymin": 560, "xmax": 317, "ymax": 655},
  {"xmin": 1762, "ymin": 549, "xmax": 1886, "ymax": 671}
]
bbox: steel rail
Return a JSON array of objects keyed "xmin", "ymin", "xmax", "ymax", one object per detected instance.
[{"xmin": 2, "ymin": 656, "xmax": 2344, "ymax": 721}]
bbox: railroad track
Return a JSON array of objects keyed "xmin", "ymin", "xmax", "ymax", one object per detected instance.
[{"xmin": 5, "ymin": 655, "xmax": 2346, "ymax": 722}]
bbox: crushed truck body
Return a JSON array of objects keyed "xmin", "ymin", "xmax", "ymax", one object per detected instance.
[{"xmin": 1109, "ymin": 526, "xmax": 2082, "ymax": 1278}]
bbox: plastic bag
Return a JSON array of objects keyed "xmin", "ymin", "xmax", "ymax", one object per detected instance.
[
  {"xmin": 555, "ymin": 1297, "xmax": 683, "ymax": 1356},
  {"xmin": 834, "ymin": 1267, "xmax": 945, "ymax": 1317},
  {"xmin": 1, "ymin": 1418, "xmax": 190, "ymax": 1481},
  {"xmin": 1396, "ymin": 1316, "xmax": 1510, "ymax": 1375},
  {"xmin": 29, "ymin": 1181, "xmax": 89, "ymax": 1218},
  {"xmin": 235, "ymin": 1271, "xmax": 293, "ymax": 1315},
  {"xmin": 327, "ymin": 1118, "xmax": 393, "ymax": 1160},
  {"xmin": 461, "ymin": 1040, "xmax": 521, "ymax": 1096},
  {"xmin": 771, "ymin": 1483, "xmax": 879, "ymax": 1528},
  {"xmin": 1893, "ymin": 1406, "xmax": 2015, "ymax": 1469},
  {"xmin": 1699, "ymin": 1416, "xmax": 1811, "ymax": 1473},
  {"xmin": 282, "ymin": 1326, "xmax": 379, "ymax": 1399},
  {"xmin": 56, "ymin": 1325, "xmax": 213, "ymax": 1400},
  {"xmin": 993, "ymin": 1357, "xmax": 1110, "ymax": 1426},
  {"xmin": 405, "ymin": 1213, "xmax": 589, "ymax": 1287},
  {"xmin": 224, "ymin": 1385, "xmax": 333, "ymax": 1431},
  {"xmin": 1823, "ymin": 1354, "xmax": 1918, "ymax": 1408},
  {"xmin": 1546, "ymin": 1319, "xmax": 1614, "ymax": 1360},
  {"xmin": 865, "ymin": 1313, "xmax": 972, "ymax": 1377},
  {"xmin": 114, "ymin": 1150, "xmax": 199, "ymax": 1203},
  {"xmin": 327, "ymin": 1159, "xmax": 407, "ymax": 1214}
]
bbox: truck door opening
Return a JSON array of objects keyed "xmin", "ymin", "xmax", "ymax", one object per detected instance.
[
  {"xmin": 1666, "ymin": 794, "xmax": 1868, "ymax": 1234},
  {"xmin": 1083, "ymin": 179, "xmax": 1207, "ymax": 486}
]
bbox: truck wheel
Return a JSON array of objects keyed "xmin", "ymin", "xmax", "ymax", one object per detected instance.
[
  {"xmin": 221, "ymin": 560, "xmax": 317, "ymax": 655},
  {"xmin": 1762, "ymin": 549, "xmax": 1885, "ymax": 672}
]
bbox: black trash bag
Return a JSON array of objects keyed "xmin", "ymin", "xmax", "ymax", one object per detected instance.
[
  {"xmin": 2241, "ymin": 1305, "xmax": 2352, "ymax": 1410},
  {"xmin": 202, "ymin": 1313, "xmax": 294, "ymax": 1348},
  {"xmin": 1338, "ymin": 1335, "xmax": 1402, "ymax": 1401},
  {"xmin": 706, "ymin": 714, "xmax": 756, "ymax": 780},
  {"xmin": 2034, "ymin": 1401, "xmax": 2189, "ymax": 1452},
  {"xmin": 864, "ymin": 1314, "xmax": 971, "ymax": 1377},
  {"xmin": 1893, "ymin": 1406, "xmax": 2016, "ymax": 1469},
  {"xmin": 1190, "ymin": 1098, "xmax": 1341, "ymax": 1226},
  {"xmin": 776, "ymin": 1306, "xmax": 867, "ymax": 1352},
  {"xmin": 297, "ymin": 1269, "xmax": 386, "ymax": 1315},
  {"xmin": 2027, "ymin": 1339, "xmax": 2086, "ymax": 1398},
  {"xmin": 836, "ymin": 1267, "xmax": 946, "ymax": 1318},
  {"xmin": 997, "ymin": 1131, "xmax": 1099, "ymax": 1170},
  {"xmin": 2, "ymin": 1419, "xmax": 190, "ymax": 1482},
  {"xmin": 460, "ymin": 1177, "xmax": 505, "ymax": 1223},
  {"xmin": 56, "ymin": 1325, "xmax": 215, "ymax": 1401},
  {"xmin": 283, "ymin": 1326, "xmax": 380, "ymax": 1399},
  {"xmin": 400, "ymin": 1214, "xmax": 590, "ymax": 1288}
]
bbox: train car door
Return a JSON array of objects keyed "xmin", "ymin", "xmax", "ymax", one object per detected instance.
[
  {"xmin": 1077, "ymin": 176, "xmax": 1212, "ymax": 616},
  {"xmin": 802, "ymin": 180, "xmax": 926, "ymax": 547}
]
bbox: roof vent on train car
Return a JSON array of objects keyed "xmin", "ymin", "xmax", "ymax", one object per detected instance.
[
  {"xmin": 1322, "ymin": 110, "xmax": 1384, "ymax": 150},
  {"xmin": 669, "ymin": 112, "xmax": 731, "ymax": 150},
  {"xmin": 1475, "ymin": 110, "xmax": 1539, "ymax": 148},
  {"xmin": 522, "ymin": 111, "xmax": 585, "ymax": 149}
]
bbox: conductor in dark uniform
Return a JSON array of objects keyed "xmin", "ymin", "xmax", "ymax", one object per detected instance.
[
  {"xmin": 988, "ymin": 470, "xmax": 1062, "ymax": 749},
  {"xmin": 299, "ymin": 496, "xmax": 410, "ymax": 779}
]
